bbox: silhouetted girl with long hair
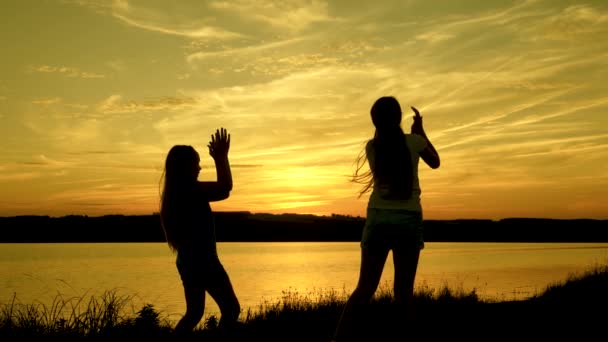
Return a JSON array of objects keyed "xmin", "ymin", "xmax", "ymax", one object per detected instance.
[
  {"xmin": 333, "ymin": 97, "xmax": 440, "ymax": 341},
  {"xmin": 159, "ymin": 128, "xmax": 240, "ymax": 335}
]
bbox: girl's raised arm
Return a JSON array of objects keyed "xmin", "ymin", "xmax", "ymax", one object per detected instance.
[
  {"xmin": 411, "ymin": 107, "xmax": 440, "ymax": 169},
  {"xmin": 198, "ymin": 128, "xmax": 233, "ymax": 201}
]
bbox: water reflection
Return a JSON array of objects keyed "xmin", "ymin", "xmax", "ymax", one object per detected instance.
[{"xmin": 1, "ymin": 242, "xmax": 607, "ymax": 321}]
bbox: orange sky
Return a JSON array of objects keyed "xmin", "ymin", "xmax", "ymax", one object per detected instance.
[{"xmin": 1, "ymin": 0, "xmax": 607, "ymax": 219}]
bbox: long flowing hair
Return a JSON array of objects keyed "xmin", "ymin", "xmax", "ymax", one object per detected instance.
[
  {"xmin": 159, "ymin": 145, "xmax": 199, "ymax": 252},
  {"xmin": 351, "ymin": 96, "xmax": 413, "ymax": 199}
]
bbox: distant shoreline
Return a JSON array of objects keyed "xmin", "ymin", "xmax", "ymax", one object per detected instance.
[{"xmin": 1, "ymin": 212, "xmax": 607, "ymax": 243}]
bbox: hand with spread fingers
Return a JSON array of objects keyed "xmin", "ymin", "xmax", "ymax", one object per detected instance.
[{"xmin": 208, "ymin": 127, "xmax": 231, "ymax": 160}]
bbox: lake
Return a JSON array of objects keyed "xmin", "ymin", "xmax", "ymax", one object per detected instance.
[{"xmin": 2, "ymin": 242, "xmax": 608, "ymax": 324}]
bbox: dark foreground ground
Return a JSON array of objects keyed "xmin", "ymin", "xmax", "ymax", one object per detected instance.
[
  {"xmin": 204, "ymin": 289, "xmax": 606, "ymax": 341},
  {"xmin": 2, "ymin": 265, "xmax": 607, "ymax": 341}
]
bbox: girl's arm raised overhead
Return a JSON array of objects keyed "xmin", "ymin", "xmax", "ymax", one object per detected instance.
[
  {"xmin": 411, "ymin": 107, "xmax": 440, "ymax": 169},
  {"xmin": 197, "ymin": 128, "xmax": 233, "ymax": 201}
]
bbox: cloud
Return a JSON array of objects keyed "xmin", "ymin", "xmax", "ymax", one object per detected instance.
[
  {"xmin": 61, "ymin": 0, "xmax": 110, "ymax": 13},
  {"xmin": 113, "ymin": 13, "xmax": 244, "ymax": 39},
  {"xmin": 541, "ymin": 4, "xmax": 608, "ymax": 41},
  {"xmin": 154, "ymin": 63, "xmax": 391, "ymax": 146},
  {"xmin": 478, "ymin": 133, "xmax": 608, "ymax": 155},
  {"xmin": 106, "ymin": 60, "xmax": 127, "ymax": 71},
  {"xmin": 21, "ymin": 111, "xmax": 103, "ymax": 147},
  {"xmin": 209, "ymin": 0, "xmax": 336, "ymax": 32},
  {"xmin": 0, "ymin": 156, "xmax": 73, "ymax": 182},
  {"xmin": 0, "ymin": 171, "xmax": 41, "ymax": 181},
  {"xmin": 30, "ymin": 65, "xmax": 105, "ymax": 79},
  {"xmin": 97, "ymin": 94, "xmax": 198, "ymax": 114},
  {"xmin": 32, "ymin": 97, "xmax": 62, "ymax": 105},
  {"xmin": 110, "ymin": 1, "xmax": 244, "ymax": 40},
  {"xmin": 45, "ymin": 182, "xmax": 159, "ymax": 212},
  {"xmin": 19, "ymin": 155, "xmax": 72, "ymax": 169},
  {"xmin": 415, "ymin": 32, "xmax": 455, "ymax": 43},
  {"xmin": 186, "ymin": 36, "xmax": 310, "ymax": 64}
]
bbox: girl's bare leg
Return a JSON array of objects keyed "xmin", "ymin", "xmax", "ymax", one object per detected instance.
[
  {"xmin": 333, "ymin": 247, "xmax": 390, "ymax": 341},
  {"xmin": 207, "ymin": 262, "xmax": 241, "ymax": 329},
  {"xmin": 175, "ymin": 287, "xmax": 206, "ymax": 334}
]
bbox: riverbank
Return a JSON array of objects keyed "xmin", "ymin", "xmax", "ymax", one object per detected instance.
[
  {"xmin": 2, "ymin": 263, "xmax": 606, "ymax": 341},
  {"xmin": 1, "ymin": 213, "xmax": 607, "ymax": 243}
]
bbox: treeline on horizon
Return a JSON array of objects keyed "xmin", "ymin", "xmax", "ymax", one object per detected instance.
[{"xmin": 0, "ymin": 212, "xmax": 607, "ymax": 243}]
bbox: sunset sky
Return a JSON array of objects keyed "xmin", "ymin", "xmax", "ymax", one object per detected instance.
[{"xmin": 1, "ymin": 0, "xmax": 606, "ymax": 220}]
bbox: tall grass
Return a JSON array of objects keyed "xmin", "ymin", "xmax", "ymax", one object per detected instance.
[
  {"xmin": 2, "ymin": 264, "xmax": 606, "ymax": 340},
  {"xmin": 0, "ymin": 290, "xmax": 173, "ymax": 339}
]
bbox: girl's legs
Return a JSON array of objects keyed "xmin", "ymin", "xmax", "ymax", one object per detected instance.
[
  {"xmin": 333, "ymin": 247, "xmax": 390, "ymax": 341},
  {"xmin": 175, "ymin": 286, "xmax": 206, "ymax": 334},
  {"xmin": 392, "ymin": 247, "xmax": 421, "ymax": 322},
  {"xmin": 207, "ymin": 261, "xmax": 241, "ymax": 329}
]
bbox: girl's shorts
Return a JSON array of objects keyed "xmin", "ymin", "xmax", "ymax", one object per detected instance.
[
  {"xmin": 360, "ymin": 208, "xmax": 424, "ymax": 251},
  {"xmin": 176, "ymin": 252, "xmax": 227, "ymax": 289}
]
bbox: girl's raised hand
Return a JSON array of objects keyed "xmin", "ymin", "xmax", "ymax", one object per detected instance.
[
  {"xmin": 410, "ymin": 106, "xmax": 424, "ymax": 135},
  {"xmin": 411, "ymin": 106, "xmax": 421, "ymax": 117},
  {"xmin": 208, "ymin": 127, "xmax": 230, "ymax": 159}
]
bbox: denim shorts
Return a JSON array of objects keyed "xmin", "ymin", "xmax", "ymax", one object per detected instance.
[
  {"xmin": 360, "ymin": 208, "xmax": 424, "ymax": 251},
  {"xmin": 176, "ymin": 252, "xmax": 227, "ymax": 289}
]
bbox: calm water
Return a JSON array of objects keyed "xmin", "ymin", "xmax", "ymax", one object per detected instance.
[{"xmin": 2, "ymin": 242, "xmax": 608, "ymax": 323}]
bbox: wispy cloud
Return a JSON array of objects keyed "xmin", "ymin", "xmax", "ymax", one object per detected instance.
[
  {"xmin": 0, "ymin": 171, "xmax": 41, "ymax": 181},
  {"xmin": 32, "ymin": 97, "xmax": 62, "ymax": 105},
  {"xmin": 209, "ymin": 0, "xmax": 337, "ymax": 32},
  {"xmin": 110, "ymin": 0, "xmax": 244, "ymax": 40},
  {"xmin": 540, "ymin": 4, "xmax": 608, "ymax": 41},
  {"xmin": 97, "ymin": 95, "xmax": 198, "ymax": 114},
  {"xmin": 113, "ymin": 13, "xmax": 244, "ymax": 39},
  {"xmin": 186, "ymin": 36, "xmax": 311, "ymax": 64},
  {"xmin": 61, "ymin": 0, "xmax": 110, "ymax": 13},
  {"xmin": 30, "ymin": 65, "xmax": 106, "ymax": 79},
  {"xmin": 19, "ymin": 155, "xmax": 72, "ymax": 169},
  {"xmin": 154, "ymin": 64, "xmax": 391, "ymax": 149}
]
